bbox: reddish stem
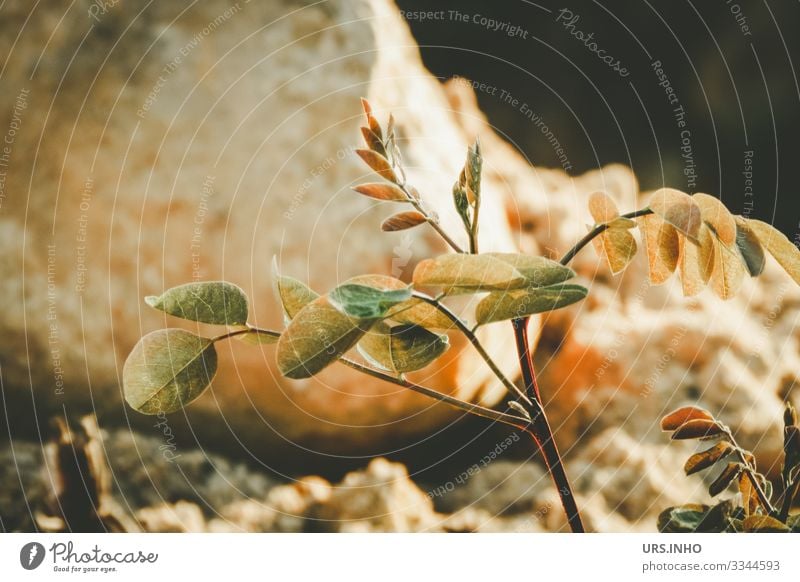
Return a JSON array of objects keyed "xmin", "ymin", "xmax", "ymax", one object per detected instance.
[{"xmin": 513, "ymin": 316, "xmax": 585, "ymax": 533}]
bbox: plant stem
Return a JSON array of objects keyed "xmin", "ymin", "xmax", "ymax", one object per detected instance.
[
  {"xmin": 780, "ymin": 477, "xmax": 799, "ymax": 522},
  {"xmin": 217, "ymin": 325, "xmax": 529, "ymax": 430},
  {"xmin": 211, "ymin": 326, "xmax": 270, "ymax": 342},
  {"xmin": 339, "ymin": 357, "xmax": 529, "ymax": 429},
  {"xmin": 397, "ymin": 183, "xmax": 466, "ymax": 254},
  {"xmin": 513, "ymin": 316, "xmax": 585, "ymax": 532},
  {"xmin": 724, "ymin": 428, "xmax": 778, "ymax": 516},
  {"xmin": 559, "ymin": 208, "xmax": 653, "ymax": 266},
  {"xmin": 411, "ymin": 291, "xmax": 532, "ymax": 407}
]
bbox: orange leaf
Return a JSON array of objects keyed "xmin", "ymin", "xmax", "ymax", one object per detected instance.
[
  {"xmin": 353, "ymin": 183, "xmax": 407, "ymax": 202},
  {"xmin": 649, "ymin": 188, "xmax": 702, "ymax": 242},
  {"xmin": 639, "ymin": 214, "xmax": 680, "ymax": 285},
  {"xmin": 381, "ymin": 211, "xmax": 427, "ymax": 232},
  {"xmin": 588, "ymin": 191, "xmax": 620, "ymax": 223},
  {"xmin": 661, "ymin": 405, "xmax": 716, "ymax": 431}
]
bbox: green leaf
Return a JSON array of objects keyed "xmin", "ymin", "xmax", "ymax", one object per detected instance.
[
  {"xmin": 123, "ymin": 329, "xmax": 217, "ymax": 414},
  {"xmin": 696, "ymin": 499, "xmax": 741, "ymax": 532},
  {"xmin": 276, "ymin": 296, "xmax": 375, "ymax": 379},
  {"xmin": 746, "ymin": 218, "xmax": 800, "ymax": 285},
  {"xmin": 145, "ymin": 281, "xmax": 249, "ymax": 326},
  {"xmin": 657, "ymin": 504, "xmax": 709, "ymax": 533},
  {"xmin": 484, "ymin": 253, "xmax": 575, "ymax": 288},
  {"xmin": 684, "ymin": 442, "xmax": 734, "ymax": 475},
  {"xmin": 272, "ymin": 260, "xmax": 319, "ymax": 321},
  {"xmin": 358, "ymin": 323, "xmax": 449, "ymax": 373},
  {"xmin": 475, "ymin": 283, "xmax": 588, "ymax": 325},
  {"xmin": 329, "ymin": 283, "xmax": 412, "ymax": 320},
  {"xmin": 387, "ymin": 298, "xmax": 453, "ymax": 330},
  {"xmin": 341, "ymin": 274, "xmax": 453, "ymax": 329},
  {"xmin": 649, "ymin": 188, "xmax": 703, "ymax": 243},
  {"xmin": 413, "ymin": 254, "xmax": 526, "ymax": 291},
  {"xmin": 742, "ymin": 515, "xmax": 790, "ymax": 532}
]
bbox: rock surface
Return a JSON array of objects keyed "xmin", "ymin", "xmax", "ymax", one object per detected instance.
[{"xmin": 0, "ymin": 0, "xmax": 533, "ymax": 456}]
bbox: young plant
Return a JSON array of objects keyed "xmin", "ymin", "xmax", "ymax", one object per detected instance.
[
  {"xmin": 123, "ymin": 99, "xmax": 800, "ymax": 532},
  {"xmin": 658, "ymin": 403, "xmax": 800, "ymax": 532}
]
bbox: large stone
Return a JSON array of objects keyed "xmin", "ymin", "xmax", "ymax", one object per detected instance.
[{"xmin": 0, "ymin": 0, "xmax": 538, "ymax": 457}]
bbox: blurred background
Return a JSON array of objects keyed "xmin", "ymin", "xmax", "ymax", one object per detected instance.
[
  {"xmin": 398, "ymin": 0, "xmax": 800, "ymax": 234},
  {"xmin": 1, "ymin": 0, "xmax": 798, "ymax": 533}
]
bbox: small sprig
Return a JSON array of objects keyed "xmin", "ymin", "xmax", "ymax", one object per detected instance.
[
  {"xmin": 353, "ymin": 99, "xmax": 465, "ymax": 253},
  {"xmin": 659, "ymin": 404, "xmax": 800, "ymax": 532},
  {"xmin": 452, "ymin": 139, "xmax": 482, "ymax": 253}
]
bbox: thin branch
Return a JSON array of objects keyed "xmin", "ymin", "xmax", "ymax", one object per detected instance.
[
  {"xmin": 339, "ymin": 358, "xmax": 530, "ymax": 429},
  {"xmin": 780, "ymin": 477, "xmax": 799, "ymax": 522},
  {"xmin": 411, "ymin": 291, "xmax": 532, "ymax": 407},
  {"xmin": 559, "ymin": 208, "xmax": 653, "ymax": 266},
  {"xmin": 396, "ymin": 182, "xmax": 465, "ymax": 254},
  {"xmin": 216, "ymin": 325, "xmax": 529, "ymax": 430},
  {"xmin": 211, "ymin": 326, "xmax": 272, "ymax": 343},
  {"xmin": 724, "ymin": 427, "xmax": 778, "ymax": 516},
  {"xmin": 513, "ymin": 315, "xmax": 584, "ymax": 532}
]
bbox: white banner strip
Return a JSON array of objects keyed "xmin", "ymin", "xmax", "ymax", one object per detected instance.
[{"xmin": 1, "ymin": 533, "xmax": 797, "ymax": 581}]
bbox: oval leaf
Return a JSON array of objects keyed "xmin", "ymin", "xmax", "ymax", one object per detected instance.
[
  {"xmin": 657, "ymin": 504, "xmax": 710, "ymax": 533},
  {"xmin": 475, "ymin": 284, "xmax": 588, "ymax": 325},
  {"xmin": 360, "ymin": 127, "xmax": 386, "ymax": 157},
  {"xmin": 381, "ymin": 211, "xmax": 427, "ymax": 232},
  {"xmin": 358, "ymin": 323, "xmax": 449, "ymax": 373},
  {"xmin": 742, "ymin": 515, "xmax": 790, "ymax": 533},
  {"xmin": 353, "ymin": 182, "xmax": 407, "ymax": 202},
  {"xmin": 670, "ymin": 419, "xmax": 724, "ymax": 440},
  {"xmin": 484, "ymin": 253, "xmax": 576, "ymax": 288},
  {"xmin": 649, "ymin": 188, "xmax": 702, "ymax": 242},
  {"xmin": 693, "ymin": 193, "xmax": 737, "ymax": 246},
  {"xmin": 413, "ymin": 254, "xmax": 526, "ymax": 291},
  {"xmin": 272, "ymin": 262, "xmax": 319, "ymax": 321},
  {"xmin": 661, "ymin": 405, "xmax": 716, "ymax": 431},
  {"xmin": 734, "ymin": 217, "xmax": 766, "ymax": 277},
  {"xmin": 708, "ymin": 462, "xmax": 742, "ymax": 497},
  {"xmin": 360, "ymin": 98, "xmax": 383, "ymax": 141},
  {"xmin": 329, "ymin": 283, "xmax": 412, "ymax": 320},
  {"xmin": 709, "ymin": 231, "xmax": 746, "ymax": 300},
  {"xmin": 356, "ymin": 149, "xmax": 397, "ymax": 182},
  {"xmin": 387, "ymin": 298, "xmax": 453, "ymax": 330},
  {"xmin": 684, "ymin": 442, "xmax": 734, "ymax": 475},
  {"xmin": 639, "ymin": 214, "xmax": 680, "ymax": 284},
  {"xmin": 679, "ymin": 225, "xmax": 715, "ymax": 296},
  {"xmin": 592, "ymin": 228, "xmax": 638, "ymax": 274},
  {"xmin": 123, "ymin": 329, "xmax": 217, "ymax": 415},
  {"xmin": 340, "ymin": 274, "xmax": 453, "ymax": 330},
  {"xmin": 588, "ymin": 191, "xmax": 620, "ymax": 223},
  {"xmin": 276, "ymin": 296, "xmax": 375, "ymax": 379},
  {"xmin": 746, "ymin": 218, "xmax": 800, "ymax": 285},
  {"xmin": 145, "ymin": 281, "xmax": 249, "ymax": 326}
]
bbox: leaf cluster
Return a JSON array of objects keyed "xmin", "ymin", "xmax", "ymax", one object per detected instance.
[
  {"xmin": 589, "ymin": 189, "xmax": 800, "ymax": 299},
  {"xmin": 658, "ymin": 404, "xmax": 800, "ymax": 532}
]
